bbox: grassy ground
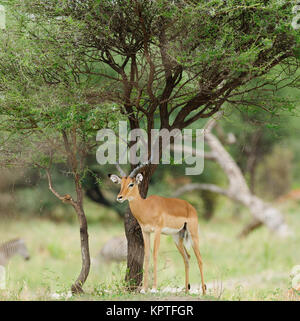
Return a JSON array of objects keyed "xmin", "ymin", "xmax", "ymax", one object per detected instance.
[{"xmin": 0, "ymin": 198, "xmax": 300, "ymax": 301}]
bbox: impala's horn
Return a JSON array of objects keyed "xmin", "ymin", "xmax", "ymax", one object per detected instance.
[
  {"xmin": 129, "ymin": 156, "xmax": 152, "ymax": 178},
  {"xmin": 115, "ymin": 163, "xmax": 127, "ymax": 177}
]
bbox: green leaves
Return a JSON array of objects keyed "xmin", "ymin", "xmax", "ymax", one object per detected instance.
[
  {"xmin": 0, "ymin": 0, "xmax": 299, "ymax": 171},
  {"xmin": 293, "ymin": 47, "xmax": 300, "ymax": 60}
]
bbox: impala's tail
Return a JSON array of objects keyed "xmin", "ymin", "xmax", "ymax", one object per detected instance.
[
  {"xmin": 181, "ymin": 222, "xmax": 201, "ymax": 249},
  {"xmin": 173, "ymin": 222, "xmax": 200, "ymax": 249},
  {"xmin": 179, "ymin": 222, "xmax": 192, "ymax": 249}
]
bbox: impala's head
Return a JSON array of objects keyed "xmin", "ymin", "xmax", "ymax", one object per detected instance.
[
  {"xmin": 108, "ymin": 162, "xmax": 148, "ymax": 203},
  {"xmin": 108, "ymin": 173, "xmax": 143, "ymax": 203}
]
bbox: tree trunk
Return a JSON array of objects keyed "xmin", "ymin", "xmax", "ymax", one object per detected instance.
[
  {"xmin": 201, "ymin": 190, "xmax": 216, "ymax": 220},
  {"xmin": 246, "ymin": 128, "xmax": 263, "ymax": 194},
  {"xmin": 124, "ymin": 164, "xmax": 157, "ymax": 291},
  {"xmin": 69, "ymin": 170, "xmax": 91, "ymax": 294},
  {"xmin": 45, "ymin": 166, "xmax": 91, "ymax": 294},
  {"xmin": 124, "ymin": 209, "xmax": 144, "ymax": 290},
  {"xmin": 71, "ymin": 203, "xmax": 90, "ymax": 294},
  {"xmin": 249, "ymin": 162, "xmax": 257, "ymax": 194}
]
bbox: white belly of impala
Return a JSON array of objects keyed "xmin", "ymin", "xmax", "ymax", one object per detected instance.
[
  {"xmin": 143, "ymin": 225, "xmax": 155, "ymax": 233},
  {"xmin": 161, "ymin": 227, "xmax": 182, "ymax": 235}
]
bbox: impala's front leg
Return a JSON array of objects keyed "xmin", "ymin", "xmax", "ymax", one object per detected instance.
[
  {"xmin": 141, "ymin": 231, "xmax": 150, "ymax": 293},
  {"xmin": 152, "ymin": 228, "xmax": 161, "ymax": 292}
]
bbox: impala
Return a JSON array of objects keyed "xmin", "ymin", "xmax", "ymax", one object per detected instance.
[{"xmin": 109, "ymin": 162, "xmax": 206, "ymax": 295}]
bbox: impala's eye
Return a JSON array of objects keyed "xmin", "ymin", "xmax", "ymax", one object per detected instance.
[{"xmin": 128, "ymin": 183, "xmax": 134, "ymax": 188}]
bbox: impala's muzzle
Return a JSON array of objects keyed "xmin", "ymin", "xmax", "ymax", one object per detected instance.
[{"xmin": 117, "ymin": 195, "xmax": 124, "ymax": 203}]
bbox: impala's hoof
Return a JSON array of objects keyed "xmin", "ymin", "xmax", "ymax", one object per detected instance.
[
  {"xmin": 150, "ymin": 288, "xmax": 158, "ymax": 293},
  {"xmin": 188, "ymin": 283, "xmax": 191, "ymax": 290}
]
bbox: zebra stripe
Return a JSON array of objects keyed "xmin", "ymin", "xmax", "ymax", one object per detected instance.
[{"xmin": 0, "ymin": 238, "xmax": 30, "ymax": 266}]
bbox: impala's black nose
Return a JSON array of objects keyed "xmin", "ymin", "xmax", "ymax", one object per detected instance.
[{"xmin": 117, "ymin": 196, "xmax": 123, "ymax": 202}]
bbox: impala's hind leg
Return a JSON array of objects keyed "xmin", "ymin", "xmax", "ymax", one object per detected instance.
[
  {"xmin": 192, "ymin": 240, "xmax": 206, "ymax": 295},
  {"xmin": 188, "ymin": 223, "xmax": 206, "ymax": 295},
  {"xmin": 183, "ymin": 246, "xmax": 191, "ymax": 261},
  {"xmin": 174, "ymin": 234, "xmax": 190, "ymax": 293}
]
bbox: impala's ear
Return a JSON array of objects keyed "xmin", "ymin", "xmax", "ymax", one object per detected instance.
[
  {"xmin": 108, "ymin": 174, "xmax": 121, "ymax": 184},
  {"xmin": 135, "ymin": 173, "xmax": 143, "ymax": 184}
]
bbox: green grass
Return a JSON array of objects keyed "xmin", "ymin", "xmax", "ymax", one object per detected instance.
[{"xmin": 0, "ymin": 198, "xmax": 300, "ymax": 301}]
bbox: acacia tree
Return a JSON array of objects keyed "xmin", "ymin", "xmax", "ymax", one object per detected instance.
[
  {"xmin": 0, "ymin": 87, "xmax": 121, "ymax": 295},
  {"xmin": 0, "ymin": 96, "xmax": 121, "ymax": 295},
  {"xmin": 5, "ymin": 0, "xmax": 300, "ymax": 289},
  {"xmin": 0, "ymin": 12, "xmax": 122, "ymax": 293}
]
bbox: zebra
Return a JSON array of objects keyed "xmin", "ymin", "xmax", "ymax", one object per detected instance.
[
  {"xmin": 0, "ymin": 238, "xmax": 30, "ymax": 266},
  {"xmin": 96, "ymin": 236, "xmax": 127, "ymax": 264}
]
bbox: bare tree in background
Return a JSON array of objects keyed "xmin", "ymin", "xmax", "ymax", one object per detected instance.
[{"xmin": 174, "ymin": 114, "xmax": 292, "ymax": 238}]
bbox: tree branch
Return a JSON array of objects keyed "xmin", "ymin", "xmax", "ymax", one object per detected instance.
[{"xmin": 173, "ymin": 183, "xmax": 229, "ymax": 198}]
